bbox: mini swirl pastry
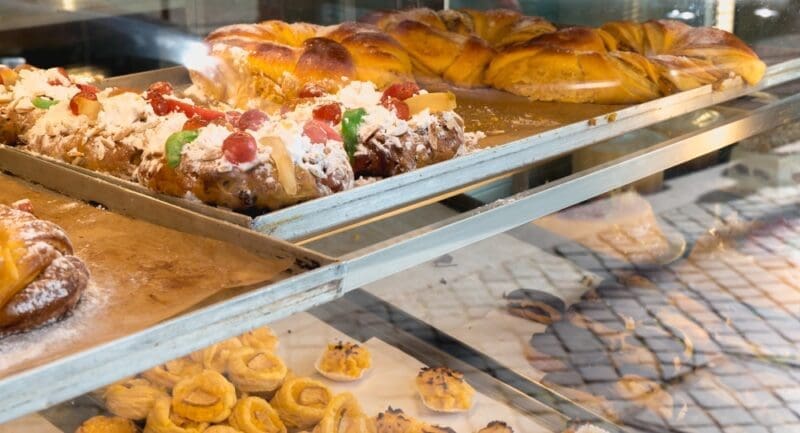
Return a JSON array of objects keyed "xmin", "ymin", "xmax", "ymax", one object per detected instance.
[
  {"xmin": 269, "ymin": 376, "xmax": 333, "ymax": 430},
  {"xmin": 239, "ymin": 327, "xmax": 279, "ymax": 351},
  {"xmin": 190, "ymin": 337, "xmax": 243, "ymax": 373},
  {"xmin": 142, "ymin": 357, "xmax": 204, "ymax": 390},
  {"xmin": 171, "ymin": 370, "xmax": 237, "ymax": 423},
  {"xmin": 227, "ymin": 347, "xmax": 288, "ymax": 393},
  {"xmin": 76, "ymin": 416, "xmax": 138, "ymax": 433},
  {"xmin": 145, "ymin": 397, "xmax": 209, "ymax": 433},
  {"xmin": 228, "ymin": 396, "xmax": 287, "ymax": 433},
  {"xmin": 374, "ymin": 407, "xmax": 454, "ymax": 433},
  {"xmin": 477, "ymin": 421, "xmax": 513, "ymax": 433},
  {"xmin": 0, "ymin": 201, "xmax": 88, "ymax": 335},
  {"xmin": 104, "ymin": 377, "xmax": 169, "ymax": 420},
  {"xmin": 415, "ymin": 367, "xmax": 475, "ymax": 413},
  {"xmin": 314, "ymin": 341, "xmax": 371, "ymax": 381},
  {"xmin": 312, "ymin": 393, "xmax": 374, "ymax": 433}
]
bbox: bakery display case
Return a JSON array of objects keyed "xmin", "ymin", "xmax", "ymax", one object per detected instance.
[{"xmin": 1, "ymin": 1, "xmax": 800, "ymax": 432}]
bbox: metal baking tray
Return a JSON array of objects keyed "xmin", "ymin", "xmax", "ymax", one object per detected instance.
[
  {"xmin": 6, "ymin": 60, "xmax": 800, "ymax": 245},
  {"xmin": 0, "ymin": 158, "xmax": 344, "ymax": 423}
]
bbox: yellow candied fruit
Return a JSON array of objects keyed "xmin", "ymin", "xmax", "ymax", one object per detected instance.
[{"xmin": 318, "ymin": 342, "xmax": 371, "ymax": 378}]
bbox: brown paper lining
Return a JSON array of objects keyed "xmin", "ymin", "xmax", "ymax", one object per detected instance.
[{"xmin": 0, "ymin": 174, "xmax": 293, "ymax": 378}]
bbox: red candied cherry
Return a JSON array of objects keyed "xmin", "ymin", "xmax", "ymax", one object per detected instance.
[
  {"xmin": 312, "ymin": 103, "xmax": 342, "ymax": 124},
  {"xmin": 381, "ymin": 82, "xmax": 420, "ymax": 103},
  {"xmin": 237, "ymin": 109, "xmax": 268, "ymax": 131},
  {"xmin": 381, "ymin": 97, "xmax": 410, "ymax": 120},
  {"xmin": 146, "ymin": 81, "xmax": 173, "ymax": 99},
  {"xmin": 303, "ymin": 119, "xmax": 342, "ymax": 144},
  {"xmin": 148, "ymin": 94, "xmax": 173, "ymax": 116},
  {"xmin": 222, "ymin": 131, "xmax": 257, "ymax": 164}
]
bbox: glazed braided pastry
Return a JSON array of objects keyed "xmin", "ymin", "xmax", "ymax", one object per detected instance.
[
  {"xmin": 369, "ymin": 8, "xmax": 765, "ymax": 104},
  {"xmin": 0, "ymin": 200, "xmax": 88, "ymax": 335},
  {"xmin": 194, "ymin": 21, "xmax": 414, "ymax": 107}
]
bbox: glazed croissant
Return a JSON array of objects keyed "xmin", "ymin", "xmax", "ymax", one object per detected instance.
[{"xmin": 0, "ymin": 201, "xmax": 88, "ymax": 335}]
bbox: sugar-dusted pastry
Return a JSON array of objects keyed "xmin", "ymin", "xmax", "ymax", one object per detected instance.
[
  {"xmin": 145, "ymin": 397, "xmax": 209, "ymax": 433},
  {"xmin": 270, "ymin": 376, "xmax": 333, "ymax": 430},
  {"xmin": 76, "ymin": 416, "xmax": 137, "ymax": 433},
  {"xmin": 104, "ymin": 377, "xmax": 169, "ymax": 420},
  {"xmin": 228, "ymin": 396, "xmax": 287, "ymax": 433},
  {"xmin": 415, "ymin": 367, "xmax": 475, "ymax": 413},
  {"xmin": 190, "ymin": 337, "xmax": 243, "ymax": 373},
  {"xmin": 374, "ymin": 407, "xmax": 454, "ymax": 433},
  {"xmin": 142, "ymin": 357, "xmax": 204, "ymax": 390},
  {"xmin": 0, "ymin": 201, "xmax": 89, "ymax": 335},
  {"xmin": 314, "ymin": 341, "xmax": 371, "ymax": 382},
  {"xmin": 171, "ymin": 370, "xmax": 237, "ymax": 423},
  {"xmin": 227, "ymin": 347, "xmax": 288, "ymax": 393},
  {"xmin": 477, "ymin": 421, "xmax": 513, "ymax": 433},
  {"xmin": 312, "ymin": 392, "xmax": 373, "ymax": 433},
  {"xmin": 239, "ymin": 327, "xmax": 279, "ymax": 352},
  {"xmin": 203, "ymin": 427, "xmax": 243, "ymax": 433}
]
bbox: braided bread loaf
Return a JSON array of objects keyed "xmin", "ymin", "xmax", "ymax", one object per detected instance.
[
  {"xmin": 363, "ymin": 8, "xmax": 555, "ymax": 87},
  {"xmin": 193, "ymin": 21, "xmax": 413, "ymax": 107},
  {"xmin": 365, "ymin": 9, "xmax": 764, "ymax": 104},
  {"xmin": 0, "ymin": 200, "xmax": 88, "ymax": 335}
]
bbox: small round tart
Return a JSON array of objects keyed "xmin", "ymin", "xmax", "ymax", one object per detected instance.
[
  {"xmin": 145, "ymin": 397, "xmax": 209, "ymax": 433},
  {"xmin": 171, "ymin": 370, "xmax": 237, "ymax": 423},
  {"xmin": 227, "ymin": 347, "xmax": 288, "ymax": 393},
  {"xmin": 477, "ymin": 421, "xmax": 514, "ymax": 433},
  {"xmin": 76, "ymin": 416, "xmax": 137, "ymax": 433},
  {"xmin": 142, "ymin": 357, "xmax": 204, "ymax": 390},
  {"xmin": 239, "ymin": 327, "xmax": 279, "ymax": 351},
  {"xmin": 313, "ymin": 392, "xmax": 372, "ymax": 433},
  {"xmin": 415, "ymin": 367, "xmax": 475, "ymax": 413},
  {"xmin": 374, "ymin": 407, "xmax": 454, "ymax": 433},
  {"xmin": 269, "ymin": 376, "xmax": 333, "ymax": 430},
  {"xmin": 103, "ymin": 377, "xmax": 168, "ymax": 421},
  {"xmin": 314, "ymin": 341, "xmax": 371, "ymax": 382},
  {"xmin": 228, "ymin": 396, "xmax": 287, "ymax": 433},
  {"xmin": 190, "ymin": 337, "xmax": 243, "ymax": 373}
]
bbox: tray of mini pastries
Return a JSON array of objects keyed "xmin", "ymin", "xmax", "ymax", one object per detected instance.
[
  {"xmin": 39, "ymin": 312, "xmax": 614, "ymax": 433},
  {"xmin": 0, "ymin": 7, "xmax": 779, "ymax": 241},
  {"xmin": 0, "ymin": 171, "xmax": 341, "ymax": 421}
]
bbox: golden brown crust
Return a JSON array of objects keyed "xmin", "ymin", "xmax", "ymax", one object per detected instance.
[
  {"xmin": 76, "ymin": 416, "xmax": 138, "ymax": 433},
  {"xmin": 197, "ymin": 21, "xmax": 414, "ymax": 107},
  {"xmin": 0, "ymin": 203, "xmax": 88, "ymax": 336}
]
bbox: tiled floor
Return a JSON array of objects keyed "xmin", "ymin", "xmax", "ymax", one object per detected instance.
[{"xmin": 368, "ymin": 172, "xmax": 800, "ymax": 433}]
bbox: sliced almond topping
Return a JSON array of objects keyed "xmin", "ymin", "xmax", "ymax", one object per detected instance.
[
  {"xmin": 182, "ymin": 389, "xmax": 220, "ymax": 406},
  {"xmin": 247, "ymin": 353, "xmax": 276, "ymax": 370}
]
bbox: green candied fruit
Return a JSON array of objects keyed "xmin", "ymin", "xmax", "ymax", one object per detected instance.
[
  {"xmin": 32, "ymin": 96, "xmax": 58, "ymax": 109},
  {"xmin": 341, "ymin": 107, "xmax": 366, "ymax": 160},
  {"xmin": 165, "ymin": 130, "xmax": 199, "ymax": 168}
]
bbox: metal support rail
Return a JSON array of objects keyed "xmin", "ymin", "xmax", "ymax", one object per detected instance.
[
  {"xmin": 262, "ymin": 59, "xmax": 800, "ymax": 241},
  {"xmin": 341, "ymin": 90, "xmax": 800, "ymax": 290}
]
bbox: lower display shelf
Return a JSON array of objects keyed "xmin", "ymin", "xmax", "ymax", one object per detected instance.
[{"xmin": 29, "ymin": 295, "xmax": 618, "ymax": 433}]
